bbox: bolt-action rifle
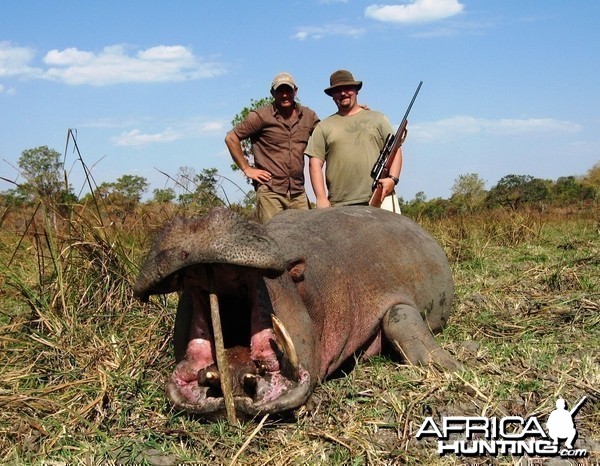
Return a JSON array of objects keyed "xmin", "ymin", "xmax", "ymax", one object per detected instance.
[{"xmin": 369, "ymin": 81, "xmax": 422, "ymax": 208}]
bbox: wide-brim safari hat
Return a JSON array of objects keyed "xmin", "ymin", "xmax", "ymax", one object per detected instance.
[{"xmin": 324, "ymin": 70, "xmax": 363, "ymax": 96}]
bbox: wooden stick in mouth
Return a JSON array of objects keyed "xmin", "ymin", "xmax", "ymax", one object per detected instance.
[{"xmin": 207, "ymin": 265, "xmax": 238, "ymax": 426}]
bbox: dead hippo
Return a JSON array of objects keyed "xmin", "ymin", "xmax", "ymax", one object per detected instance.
[{"xmin": 134, "ymin": 206, "xmax": 457, "ymax": 418}]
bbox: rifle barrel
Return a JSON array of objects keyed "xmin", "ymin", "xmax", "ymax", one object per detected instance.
[{"xmin": 401, "ymin": 81, "xmax": 423, "ymax": 124}]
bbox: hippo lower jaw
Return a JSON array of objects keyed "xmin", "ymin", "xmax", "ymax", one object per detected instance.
[
  {"xmin": 166, "ymin": 367, "xmax": 312, "ymax": 418},
  {"xmin": 165, "ymin": 263, "xmax": 312, "ymax": 418}
]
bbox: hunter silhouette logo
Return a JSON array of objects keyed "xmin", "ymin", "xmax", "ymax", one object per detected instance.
[
  {"xmin": 415, "ymin": 395, "xmax": 589, "ymax": 458},
  {"xmin": 546, "ymin": 396, "xmax": 587, "ymax": 450}
]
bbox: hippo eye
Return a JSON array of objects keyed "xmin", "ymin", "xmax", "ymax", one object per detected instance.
[{"xmin": 253, "ymin": 235, "xmax": 270, "ymax": 245}]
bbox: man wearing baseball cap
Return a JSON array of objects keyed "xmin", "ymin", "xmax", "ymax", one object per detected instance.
[
  {"xmin": 225, "ymin": 72, "xmax": 319, "ymax": 223},
  {"xmin": 306, "ymin": 70, "xmax": 402, "ymax": 213}
]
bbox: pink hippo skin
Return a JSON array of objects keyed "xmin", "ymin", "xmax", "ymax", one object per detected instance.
[{"xmin": 134, "ymin": 206, "xmax": 458, "ymax": 419}]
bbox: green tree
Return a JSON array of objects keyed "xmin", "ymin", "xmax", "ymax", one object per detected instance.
[
  {"xmin": 229, "ymin": 96, "xmax": 274, "ymax": 175},
  {"xmin": 421, "ymin": 197, "xmax": 452, "ymax": 219},
  {"xmin": 553, "ymin": 176, "xmax": 595, "ymax": 204},
  {"xmin": 16, "ymin": 146, "xmax": 74, "ymax": 203},
  {"xmin": 401, "ymin": 191, "xmax": 427, "ymax": 219},
  {"xmin": 451, "ymin": 173, "xmax": 486, "ymax": 212},
  {"xmin": 95, "ymin": 174, "xmax": 149, "ymax": 211},
  {"xmin": 582, "ymin": 161, "xmax": 600, "ymax": 196},
  {"xmin": 113, "ymin": 175, "xmax": 149, "ymax": 204},
  {"xmin": 2, "ymin": 187, "xmax": 30, "ymax": 207},
  {"xmin": 414, "ymin": 191, "xmax": 427, "ymax": 204},
  {"xmin": 486, "ymin": 174, "xmax": 550, "ymax": 210},
  {"xmin": 194, "ymin": 168, "xmax": 223, "ymax": 209},
  {"xmin": 152, "ymin": 187, "xmax": 176, "ymax": 203},
  {"xmin": 176, "ymin": 167, "xmax": 225, "ymax": 210}
]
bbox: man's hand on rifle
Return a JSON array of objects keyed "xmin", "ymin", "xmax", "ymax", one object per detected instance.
[{"xmin": 377, "ymin": 177, "xmax": 396, "ymax": 198}]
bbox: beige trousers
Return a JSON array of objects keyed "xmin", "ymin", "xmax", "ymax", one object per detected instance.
[{"xmin": 256, "ymin": 185, "xmax": 310, "ymax": 223}]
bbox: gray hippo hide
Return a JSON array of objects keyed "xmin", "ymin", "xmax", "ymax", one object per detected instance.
[{"xmin": 134, "ymin": 206, "xmax": 458, "ymax": 419}]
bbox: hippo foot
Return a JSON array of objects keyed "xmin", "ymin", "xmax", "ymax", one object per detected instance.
[{"xmin": 383, "ymin": 304, "xmax": 461, "ymax": 371}]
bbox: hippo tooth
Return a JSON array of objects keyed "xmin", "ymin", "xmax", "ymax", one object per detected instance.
[
  {"xmin": 242, "ymin": 373, "xmax": 257, "ymax": 386},
  {"xmin": 271, "ymin": 315, "xmax": 300, "ymax": 382},
  {"xmin": 205, "ymin": 371, "xmax": 219, "ymax": 381},
  {"xmin": 198, "ymin": 370, "xmax": 221, "ymax": 387},
  {"xmin": 242, "ymin": 373, "xmax": 258, "ymax": 396}
]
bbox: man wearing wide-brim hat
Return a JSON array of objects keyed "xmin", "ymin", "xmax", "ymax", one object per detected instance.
[
  {"xmin": 306, "ymin": 70, "xmax": 402, "ymax": 213},
  {"xmin": 323, "ymin": 69, "xmax": 364, "ymax": 96}
]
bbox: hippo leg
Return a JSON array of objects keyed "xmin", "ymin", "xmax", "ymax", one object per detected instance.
[{"xmin": 382, "ymin": 304, "xmax": 459, "ymax": 370}]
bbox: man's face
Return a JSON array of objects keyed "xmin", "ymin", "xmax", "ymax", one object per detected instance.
[
  {"xmin": 272, "ymin": 85, "xmax": 296, "ymax": 109},
  {"xmin": 331, "ymin": 85, "xmax": 358, "ymax": 110}
]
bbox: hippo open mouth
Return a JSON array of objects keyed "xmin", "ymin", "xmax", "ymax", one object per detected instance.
[
  {"xmin": 163, "ymin": 263, "xmax": 310, "ymax": 418},
  {"xmin": 133, "ymin": 211, "xmax": 313, "ymax": 418}
]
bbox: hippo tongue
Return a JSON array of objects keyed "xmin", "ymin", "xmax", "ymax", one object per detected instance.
[{"xmin": 271, "ymin": 315, "xmax": 300, "ymax": 382}]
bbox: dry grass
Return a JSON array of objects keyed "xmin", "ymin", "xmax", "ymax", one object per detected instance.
[{"xmin": 1, "ymin": 202, "xmax": 598, "ymax": 465}]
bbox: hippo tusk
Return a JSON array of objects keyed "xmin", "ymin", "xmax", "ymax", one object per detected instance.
[{"xmin": 271, "ymin": 315, "xmax": 300, "ymax": 382}]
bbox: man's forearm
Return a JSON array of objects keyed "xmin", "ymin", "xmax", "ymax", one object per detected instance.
[
  {"xmin": 309, "ymin": 158, "xmax": 328, "ymax": 201},
  {"xmin": 389, "ymin": 147, "xmax": 403, "ymax": 179},
  {"xmin": 225, "ymin": 131, "xmax": 250, "ymax": 171}
]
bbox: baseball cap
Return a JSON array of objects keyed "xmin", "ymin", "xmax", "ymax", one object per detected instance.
[{"xmin": 271, "ymin": 72, "xmax": 297, "ymax": 90}]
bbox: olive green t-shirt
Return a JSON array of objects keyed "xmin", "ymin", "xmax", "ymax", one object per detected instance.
[{"xmin": 305, "ymin": 109, "xmax": 393, "ymax": 206}]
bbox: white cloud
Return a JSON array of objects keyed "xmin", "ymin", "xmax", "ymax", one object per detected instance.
[
  {"xmin": 197, "ymin": 121, "xmax": 227, "ymax": 133},
  {"xmin": 0, "ymin": 41, "xmax": 42, "ymax": 78},
  {"xmin": 111, "ymin": 129, "xmax": 181, "ymax": 147},
  {"xmin": 412, "ymin": 115, "xmax": 582, "ymax": 141},
  {"xmin": 109, "ymin": 117, "xmax": 227, "ymax": 147},
  {"xmin": 44, "ymin": 47, "xmax": 95, "ymax": 66},
  {"xmin": 293, "ymin": 24, "xmax": 366, "ymax": 40},
  {"xmin": 1, "ymin": 42, "xmax": 227, "ymax": 86},
  {"xmin": 365, "ymin": 0, "xmax": 464, "ymax": 24},
  {"xmin": 0, "ymin": 41, "xmax": 227, "ymax": 86},
  {"xmin": 170, "ymin": 117, "xmax": 229, "ymax": 137},
  {"xmin": 42, "ymin": 44, "xmax": 227, "ymax": 86}
]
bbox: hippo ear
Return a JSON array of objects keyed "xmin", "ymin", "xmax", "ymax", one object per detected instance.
[{"xmin": 287, "ymin": 258, "xmax": 306, "ymax": 283}]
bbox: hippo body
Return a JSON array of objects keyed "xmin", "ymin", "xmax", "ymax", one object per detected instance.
[{"xmin": 134, "ymin": 206, "xmax": 456, "ymax": 418}]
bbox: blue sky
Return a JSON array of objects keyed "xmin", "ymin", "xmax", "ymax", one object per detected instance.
[{"xmin": 1, "ymin": 0, "xmax": 599, "ymax": 203}]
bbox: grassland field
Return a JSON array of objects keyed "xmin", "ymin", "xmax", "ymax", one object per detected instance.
[{"xmin": 0, "ymin": 202, "xmax": 598, "ymax": 465}]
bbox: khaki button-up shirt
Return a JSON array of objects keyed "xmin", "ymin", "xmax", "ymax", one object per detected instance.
[{"xmin": 233, "ymin": 103, "xmax": 319, "ymax": 196}]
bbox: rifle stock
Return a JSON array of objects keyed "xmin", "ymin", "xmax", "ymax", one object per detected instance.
[{"xmin": 369, "ymin": 81, "xmax": 422, "ymax": 208}]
